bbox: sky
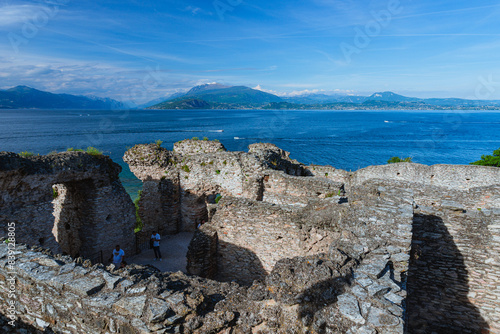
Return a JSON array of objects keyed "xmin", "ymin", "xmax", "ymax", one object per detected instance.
[{"xmin": 1, "ymin": 0, "xmax": 500, "ymax": 104}]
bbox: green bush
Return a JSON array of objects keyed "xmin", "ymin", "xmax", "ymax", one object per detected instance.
[
  {"xmin": 182, "ymin": 165, "xmax": 190, "ymax": 173},
  {"xmin": 215, "ymin": 170, "xmax": 221, "ymax": 175},
  {"xmin": 470, "ymin": 148, "xmax": 500, "ymax": 167},
  {"xmin": 191, "ymin": 137, "xmax": 199, "ymax": 141},
  {"xmin": 52, "ymin": 188, "xmax": 59, "ymax": 199},
  {"xmin": 203, "ymin": 137, "xmax": 209, "ymax": 141},
  {"xmin": 67, "ymin": 148, "xmax": 84, "ymax": 152},
  {"xmin": 155, "ymin": 140, "xmax": 163, "ymax": 148},
  {"xmin": 387, "ymin": 156, "xmax": 412, "ymax": 164}
]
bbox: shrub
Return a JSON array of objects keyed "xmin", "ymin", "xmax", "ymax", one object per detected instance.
[
  {"xmin": 387, "ymin": 156, "xmax": 412, "ymax": 164},
  {"xmin": 215, "ymin": 170, "xmax": 221, "ymax": 175},
  {"xmin": 470, "ymin": 148, "xmax": 500, "ymax": 167},
  {"xmin": 182, "ymin": 165, "xmax": 190, "ymax": 173},
  {"xmin": 85, "ymin": 147, "xmax": 103, "ymax": 156},
  {"xmin": 325, "ymin": 192, "xmax": 335, "ymax": 198},
  {"xmin": 52, "ymin": 188, "xmax": 59, "ymax": 199},
  {"xmin": 215, "ymin": 194, "xmax": 222, "ymax": 203},
  {"xmin": 155, "ymin": 140, "xmax": 163, "ymax": 148},
  {"xmin": 19, "ymin": 151, "xmax": 35, "ymax": 157},
  {"xmin": 191, "ymin": 137, "xmax": 199, "ymax": 141},
  {"xmin": 134, "ymin": 190, "xmax": 143, "ymax": 232},
  {"xmin": 203, "ymin": 137, "xmax": 209, "ymax": 141}
]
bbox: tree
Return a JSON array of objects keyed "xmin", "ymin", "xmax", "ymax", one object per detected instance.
[{"xmin": 470, "ymin": 148, "xmax": 500, "ymax": 167}]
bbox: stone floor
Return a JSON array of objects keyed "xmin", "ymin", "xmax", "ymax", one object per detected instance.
[{"xmin": 128, "ymin": 232, "xmax": 194, "ymax": 273}]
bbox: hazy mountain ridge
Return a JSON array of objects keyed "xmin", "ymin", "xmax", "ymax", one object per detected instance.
[{"xmin": 0, "ymin": 86, "xmax": 126, "ymax": 110}]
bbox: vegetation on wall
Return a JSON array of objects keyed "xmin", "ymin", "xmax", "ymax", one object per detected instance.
[{"xmin": 470, "ymin": 148, "xmax": 500, "ymax": 167}]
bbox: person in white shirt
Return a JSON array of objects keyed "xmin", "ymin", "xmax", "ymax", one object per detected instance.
[
  {"xmin": 151, "ymin": 231, "xmax": 162, "ymax": 261},
  {"xmin": 112, "ymin": 245, "xmax": 125, "ymax": 267}
]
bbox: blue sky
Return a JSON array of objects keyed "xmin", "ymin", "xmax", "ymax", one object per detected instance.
[{"xmin": 1, "ymin": 0, "xmax": 500, "ymax": 103}]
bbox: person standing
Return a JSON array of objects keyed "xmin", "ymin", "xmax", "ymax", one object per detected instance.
[
  {"xmin": 112, "ymin": 245, "xmax": 125, "ymax": 267},
  {"xmin": 151, "ymin": 231, "xmax": 162, "ymax": 261}
]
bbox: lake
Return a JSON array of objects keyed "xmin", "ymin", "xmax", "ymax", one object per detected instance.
[{"xmin": 1, "ymin": 109, "xmax": 499, "ymax": 198}]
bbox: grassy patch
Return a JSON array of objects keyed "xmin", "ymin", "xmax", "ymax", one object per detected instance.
[
  {"xmin": 182, "ymin": 165, "xmax": 190, "ymax": 173},
  {"xmin": 19, "ymin": 151, "xmax": 35, "ymax": 157},
  {"xmin": 387, "ymin": 156, "xmax": 412, "ymax": 164}
]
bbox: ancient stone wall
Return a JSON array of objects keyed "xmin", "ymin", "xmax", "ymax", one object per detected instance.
[
  {"xmin": 351, "ymin": 162, "xmax": 500, "ymax": 191},
  {"xmin": 0, "ymin": 152, "xmax": 136, "ymax": 259},
  {"xmin": 123, "ymin": 141, "xmax": 500, "ymax": 333},
  {"xmin": 124, "ymin": 140, "xmax": 306, "ymax": 233},
  {"xmin": 263, "ymin": 170, "xmax": 344, "ymax": 207}
]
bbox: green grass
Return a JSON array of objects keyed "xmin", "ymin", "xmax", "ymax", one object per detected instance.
[
  {"xmin": 67, "ymin": 147, "xmax": 103, "ymax": 156},
  {"xmin": 215, "ymin": 170, "xmax": 221, "ymax": 175},
  {"xmin": 182, "ymin": 165, "xmax": 190, "ymax": 173},
  {"xmin": 155, "ymin": 139, "xmax": 163, "ymax": 148},
  {"xmin": 52, "ymin": 188, "xmax": 59, "ymax": 199}
]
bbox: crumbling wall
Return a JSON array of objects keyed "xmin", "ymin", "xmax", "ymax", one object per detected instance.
[
  {"xmin": 124, "ymin": 141, "xmax": 308, "ymax": 233},
  {"xmin": 352, "ymin": 162, "xmax": 500, "ymax": 191},
  {"xmin": 0, "ymin": 152, "xmax": 136, "ymax": 258},
  {"xmin": 263, "ymin": 170, "xmax": 344, "ymax": 207}
]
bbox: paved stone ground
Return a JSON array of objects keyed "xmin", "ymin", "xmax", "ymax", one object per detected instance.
[{"xmin": 128, "ymin": 232, "xmax": 194, "ymax": 273}]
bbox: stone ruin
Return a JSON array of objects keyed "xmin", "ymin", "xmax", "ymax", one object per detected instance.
[
  {"xmin": 0, "ymin": 151, "xmax": 136, "ymax": 259},
  {"xmin": 0, "ymin": 139, "xmax": 499, "ymax": 333}
]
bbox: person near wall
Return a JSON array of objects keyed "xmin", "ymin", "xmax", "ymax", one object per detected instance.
[
  {"xmin": 151, "ymin": 231, "xmax": 162, "ymax": 261},
  {"xmin": 111, "ymin": 245, "xmax": 125, "ymax": 268}
]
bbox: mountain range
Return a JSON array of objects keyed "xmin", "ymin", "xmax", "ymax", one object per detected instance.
[
  {"xmin": 0, "ymin": 86, "xmax": 126, "ymax": 109},
  {"xmin": 146, "ymin": 84, "xmax": 500, "ymax": 110},
  {"xmin": 2, "ymin": 84, "xmax": 500, "ymax": 110}
]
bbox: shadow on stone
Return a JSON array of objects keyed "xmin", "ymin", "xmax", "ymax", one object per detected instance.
[
  {"xmin": 0, "ymin": 313, "xmax": 50, "ymax": 334},
  {"xmin": 266, "ymin": 256, "xmax": 354, "ymax": 333},
  {"xmin": 216, "ymin": 240, "xmax": 267, "ymax": 286},
  {"xmin": 407, "ymin": 214, "xmax": 489, "ymax": 334}
]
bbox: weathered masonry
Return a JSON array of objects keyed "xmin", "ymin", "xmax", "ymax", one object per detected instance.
[
  {"xmin": 0, "ymin": 152, "xmax": 136, "ymax": 259},
  {"xmin": 0, "ymin": 140, "xmax": 499, "ymax": 333}
]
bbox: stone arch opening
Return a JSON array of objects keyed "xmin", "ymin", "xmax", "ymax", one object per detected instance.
[{"xmin": 52, "ymin": 180, "xmax": 97, "ymax": 258}]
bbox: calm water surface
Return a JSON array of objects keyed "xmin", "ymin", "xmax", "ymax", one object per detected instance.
[{"xmin": 1, "ymin": 109, "xmax": 499, "ymax": 198}]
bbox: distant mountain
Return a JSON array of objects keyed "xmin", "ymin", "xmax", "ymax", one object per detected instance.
[
  {"xmin": 0, "ymin": 86, "xmax": 126, "ymax": 109},
  {"xmin": 184, "ymin": 83, "xmax": 231, "ymax": 96},
  {"xmin": 150, "ymin": 98, "xmax": 210, "ymax": 110},
  {"xmin": 284, "ymin": 93, "xmax": 366, "ymax": 104},
  {"xmin": 366, "ymin": 91, "xmax": 420, "ymax": 103},
  {"xmin": 148, "ymin": 84, "xmax": 282, "ymax": 109}
]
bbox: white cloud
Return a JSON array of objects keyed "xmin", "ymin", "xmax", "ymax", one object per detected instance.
[
  {"xmin": 0, "ymin": 4, "xmax": 50, "ymax": 27},
  {"xmin": 253, "ymin": 85, "xmax": 356, "ymax": 97}
]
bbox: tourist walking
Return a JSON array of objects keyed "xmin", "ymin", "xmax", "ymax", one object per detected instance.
[
  {"xmin": 151, "ymin": 231, "xmax": 162, "ymax": 261},
  {"xmin": 111, "ymin": 245, "xmax": 125, "ymax": 267}
]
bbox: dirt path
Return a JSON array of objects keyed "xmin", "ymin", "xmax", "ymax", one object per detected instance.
[{"xmin": 128, "ymin": 232, "xmax": 194, "ymax": 273}]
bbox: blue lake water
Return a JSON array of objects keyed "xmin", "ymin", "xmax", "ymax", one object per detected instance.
[{"xmin": 1, "ymin": 109, "xmax": 499, "ymax": 198}]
